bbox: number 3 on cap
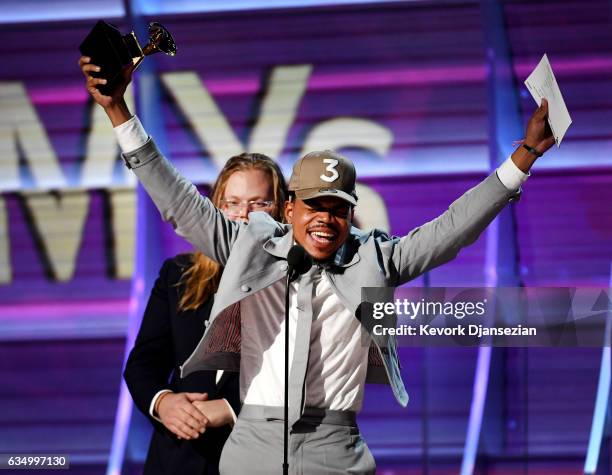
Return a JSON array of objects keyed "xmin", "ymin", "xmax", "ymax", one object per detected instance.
[{"xmin": 320, "ymin": 158, "xmax": 339, "ymax": 183}]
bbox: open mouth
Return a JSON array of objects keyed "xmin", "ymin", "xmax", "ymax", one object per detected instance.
[{"xmin": 307, "ymin": 228, "xmax": 338, "ymax": 245}]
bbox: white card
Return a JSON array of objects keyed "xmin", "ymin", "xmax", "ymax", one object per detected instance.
[{"xmin": 524, "ymin": 54, "xmax": 572, "ymax": 147}]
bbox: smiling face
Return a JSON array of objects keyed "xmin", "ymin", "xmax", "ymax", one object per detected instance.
[
  {"xmin": 220, "ymin": 169, "xmax": 275, "ymax": 222},
  {"xmin": 285, "ymin": 196, "xmax": 353, "ymax": 261}
]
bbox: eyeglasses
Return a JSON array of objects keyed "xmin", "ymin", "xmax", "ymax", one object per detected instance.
[{"xmin": 220, "ymin": 199, "xmax": 275, "ymax": 214}]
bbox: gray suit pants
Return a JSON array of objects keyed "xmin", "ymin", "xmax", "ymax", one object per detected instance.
[{"xmin": 219, "ymin": 405, "xmax": 376, "ymax": 475}]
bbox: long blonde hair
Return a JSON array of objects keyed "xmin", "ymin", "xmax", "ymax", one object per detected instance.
[{"xmin": 178, "ymin": 153, "xmax": 287, "ymax": 311}]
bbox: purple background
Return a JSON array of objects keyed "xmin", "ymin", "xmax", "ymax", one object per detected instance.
[{"xmin": 0, "ymin": 1, "xmax": 611, "ymax": 473}]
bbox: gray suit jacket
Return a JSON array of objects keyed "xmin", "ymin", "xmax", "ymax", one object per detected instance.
[{"xmin": 122, "ymin": 138, "xmax": 520, "ymax": 408}]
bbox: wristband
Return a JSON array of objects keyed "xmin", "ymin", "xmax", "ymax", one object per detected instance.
[{"xmin": 522, "ymin": 143, "xmax": 543, "ymax": 158}]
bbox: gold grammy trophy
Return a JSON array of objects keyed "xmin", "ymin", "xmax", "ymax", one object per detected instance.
[{"xmin": 79, "ymin": 20, "xmax": 177, "ymax": 94}]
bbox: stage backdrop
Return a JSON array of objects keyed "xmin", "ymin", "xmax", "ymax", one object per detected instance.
[
  {"xmin": 2, "ymin": 1, "xmax": 611, "ymax": 336},
  {"xmin": 0, "ymin": 0, "xmax": 611, "ymax": 470}
]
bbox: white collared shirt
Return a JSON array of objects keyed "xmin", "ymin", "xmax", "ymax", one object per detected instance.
[{"xmin": 240, "ymin": 269, "xmax": 370, "ymax": 411}]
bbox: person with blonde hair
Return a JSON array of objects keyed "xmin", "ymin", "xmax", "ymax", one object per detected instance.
[{"xmin": 123, "ymin": 152, "xmax": 287, "ymax": 475}]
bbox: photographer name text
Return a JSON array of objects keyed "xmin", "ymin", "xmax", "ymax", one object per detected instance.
[{"xmin": 373, "ymin": 324, "xmax": 537, "ymax": 338}]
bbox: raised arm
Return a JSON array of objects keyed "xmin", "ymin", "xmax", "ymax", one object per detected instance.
[
  {"xmin": 391, "ymin": 100, "xmax": 555, "ymax": 284},
  {"xmin": 79, "ymin": 56, "xmax": 240, "ymax": 264}
]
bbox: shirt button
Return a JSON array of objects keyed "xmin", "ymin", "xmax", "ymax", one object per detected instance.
[
  {"xmin": 132, "ymin": 158, "xmax": 140, "ymax": 164},
  {"xmin": 240, "ymin": 285, "xmax": 250, "ymax": 292},
  {"xmin": 204, "ymin": 320, "xmax": 210, "ymax": 328},
  {"xmin": 280, "ymin": 263, "xmax": 288, "ymax": 271}
]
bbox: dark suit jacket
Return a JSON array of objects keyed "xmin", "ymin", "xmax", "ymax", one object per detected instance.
[{"xmin": 124, "ymin": 254, "xmax": 240, "ymax": 475}]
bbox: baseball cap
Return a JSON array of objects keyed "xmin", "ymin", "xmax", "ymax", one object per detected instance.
[{"xmin": 288, "ymin": 150, "xmax": 357, "ymax": 206}]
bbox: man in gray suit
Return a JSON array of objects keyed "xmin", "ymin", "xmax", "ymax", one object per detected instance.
[{"xmin": 81, "ymin": 56, "xmax": 555, "ymax": 474}]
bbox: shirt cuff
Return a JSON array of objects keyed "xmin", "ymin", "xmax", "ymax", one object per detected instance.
[
  {"xmin": 496, "ymin": 156, "xmax": 530, "ymax": 191},
  {"xmin": 149, "ymin": 389, "xmax": 173, "ymax": 422},
  {"xmin": 113, "ymin": 115, "xmax": 149, "ymax": 153},
  {"xmin": 222, "ymin": 398, "xmax": 238, "ymax": 426}
]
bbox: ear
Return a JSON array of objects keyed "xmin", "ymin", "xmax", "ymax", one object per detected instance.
[{"xmin": 284, "ymin": 200, "xmax": 294, "ymax": 224}]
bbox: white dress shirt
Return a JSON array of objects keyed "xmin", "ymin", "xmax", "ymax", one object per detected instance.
[{"xmin": 240, "ymin": 270, "xmax": 370, "ymax": 411}]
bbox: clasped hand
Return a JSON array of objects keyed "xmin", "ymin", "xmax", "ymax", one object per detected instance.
[{"xmin": 156, "ymin": 392, "xmax": 234, "ymax": 440}]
